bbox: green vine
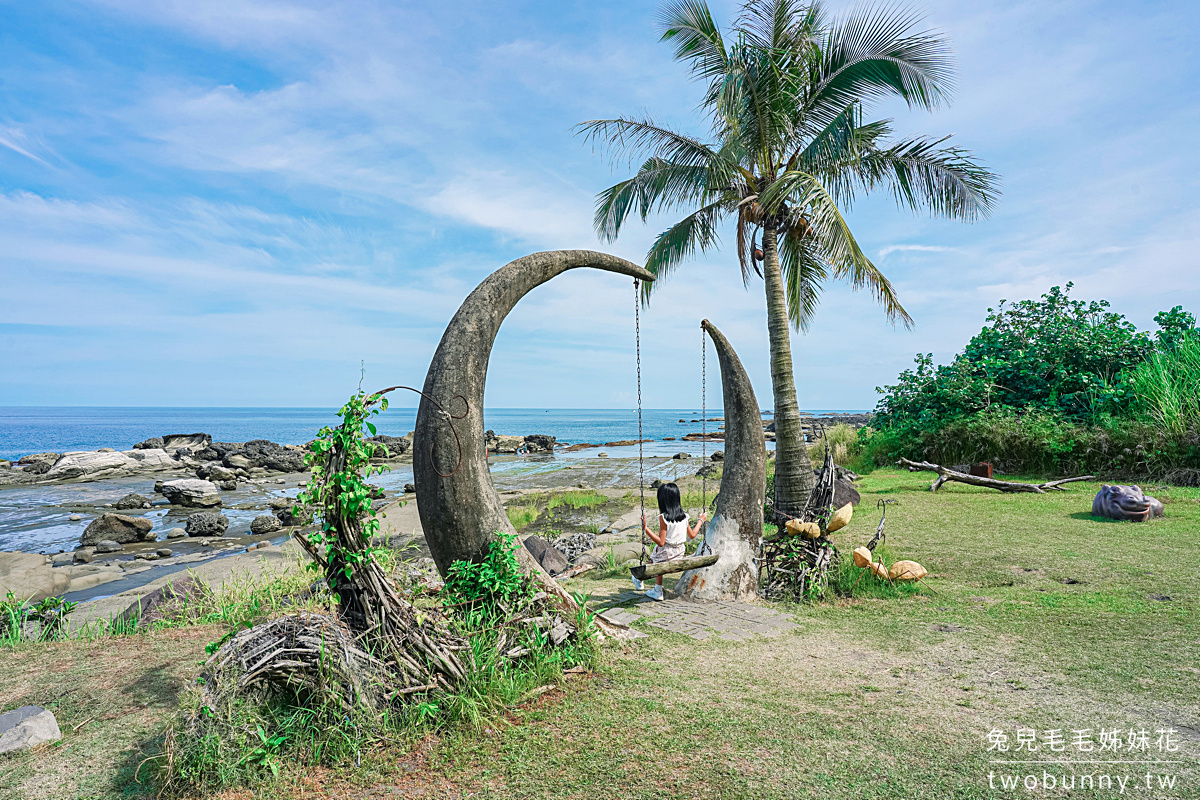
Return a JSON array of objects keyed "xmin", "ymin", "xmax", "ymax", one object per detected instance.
[{"xmin": 295, "ymin": 391, "xmax": 392, "ymax": 591}]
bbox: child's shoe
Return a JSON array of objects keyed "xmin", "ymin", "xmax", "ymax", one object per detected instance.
[
  {"xmin": 631, "ymin": 575, "xmax": 644, "ymax": 591},
  {"xmin": 645, "ymin": 585, "xmax": 664, "ymax": 601}
]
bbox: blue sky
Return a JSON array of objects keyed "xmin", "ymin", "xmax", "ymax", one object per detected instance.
[{"xmin": 1, "ymin": 0, "xmax": 1197, "ymax": 410}]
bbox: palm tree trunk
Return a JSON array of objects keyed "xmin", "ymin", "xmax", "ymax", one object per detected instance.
[{"xmin": 761, "ymin": 221, "xmax": 815, "ymax": 522}]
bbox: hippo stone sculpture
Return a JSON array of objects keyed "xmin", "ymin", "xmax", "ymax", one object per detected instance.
[{"xmin": 1092, "ymin": 484, "xmax": 1164, "ymax": 522}]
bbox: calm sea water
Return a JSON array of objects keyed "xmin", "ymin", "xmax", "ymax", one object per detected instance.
[{"xmin": 0, "ymin": 407, "xmax": 866, "ymax": 462}]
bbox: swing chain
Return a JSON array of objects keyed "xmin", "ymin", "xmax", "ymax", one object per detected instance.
[{"xmin": 635, "ymin": 279, "xmax": 647, "ymax": 566}]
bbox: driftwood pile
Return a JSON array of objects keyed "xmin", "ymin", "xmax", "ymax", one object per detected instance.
[{"xmin": 198, "ymin": 612, "xmax": 468, "ymax": 711}]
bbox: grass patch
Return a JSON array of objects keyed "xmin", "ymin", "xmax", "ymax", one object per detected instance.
[
  {"xmin": 3, "ymin": 469, "xmax": 1199, "ymax": 799},
  {"xmin": 547, "ymin": 490, "xmax": 607, "ymax": 512},
  {"xmin": 505, "ymin": 504, "xmax": 540, "ymax": 530}
]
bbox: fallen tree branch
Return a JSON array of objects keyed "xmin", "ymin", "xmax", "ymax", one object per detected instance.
[{"xmin": 898, "ymin": 458, "xmax": 1094, "ymax": 494}]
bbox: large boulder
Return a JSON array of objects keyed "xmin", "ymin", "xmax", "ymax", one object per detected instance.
[
  {"xmin": 16, "ymin": 453, "xmax": 59, "ymax": 475},
  {"xmin": 132, "ymin": 437, "xmax": 164, "ymax": 450},
  {"xmin": 161, "ymin": 433, "xmax": 212, "ymax": 454},
  {"xmin": 366, "ymin": 434, "xmax": 411, "ymax": 459},
  {"xmin": 159, "ymin": 478, "xmax": 222, "ymax": 508},
  {"xmin": 114, "ymin": 493, "xmax": 151, "ymax": 510},
  {"xmin": 0, "ymin": 706, "xmax": 62, "ymax": 754},
  {"xmin": 223, "ymin": 440, "xmax": 306, "ymax": 473},
  {"xmin": 270, "ymin": 499, "xmax": 312, "ymax": 527},
  {"xmin": 80, "ymin": 513, "xmax": 154, "ymax": 545},
  {"xmin": 250, "ymin": 515, "xmax": 283, "ymax": 535},
  {"xmin": 125, "ymin": 448, "xmax": 179, "ymax": 470},
  {"xmin": 523, "ymin": 434, "xmax": 557, "ymax": 453},
  {"xmin": 195, "ymin": 463, "xmax": 237, "ymax": 482},
  {"xmin": 538, "ymin": 545, "xmax": 569, "ymax": 575},
  {"xmin": 44, "ymin": 451, "xmax": 135, "ymax": 480},
  {"xmin": 185, "ymin": 512, "xmax": 229, "ymax": 537},
  {"xmin": 1093, "ymin": 484, "xmax": 1165, "ymax": 522},
  {"xmin": 194, "ymin": 441, "xmax": 239, "ymax": 462},
  {"xmin": 484, "ymin": 431, "xmax": 525, "ymax": 454}
]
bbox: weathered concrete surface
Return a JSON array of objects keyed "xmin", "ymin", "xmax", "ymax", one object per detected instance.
[
  {"xmin": 676, "ymin": 320, "xmax": 766, "ymax": 602},
  {"xmin": 413, "ymin": 250, "xmax": 653, "ymax": 576}
]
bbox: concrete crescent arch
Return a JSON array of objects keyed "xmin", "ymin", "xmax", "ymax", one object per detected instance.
[
  {"xmin": 675, "ymin": 319, "xmax": 766, "ymax": 601},
  {"xmin": 413, "ymin": 250, "xmax": 654, "ymax": 576}
]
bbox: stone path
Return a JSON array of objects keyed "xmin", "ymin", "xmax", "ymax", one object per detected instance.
[{"xmin": 595, "ymin": 590, "xmax": 799, "ymax": 641}]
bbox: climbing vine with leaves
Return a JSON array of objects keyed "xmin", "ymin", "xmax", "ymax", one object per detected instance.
[{"xmin": 293, "ymin": 390, "xmax": 403, "ymax": 628}]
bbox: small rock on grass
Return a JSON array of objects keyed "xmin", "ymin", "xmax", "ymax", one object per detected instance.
[{"xmin": 0, "ymin": 706, "xmax": 61, "ymax": 754}]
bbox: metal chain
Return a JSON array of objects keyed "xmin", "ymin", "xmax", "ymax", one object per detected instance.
[{"xmin": 635, "ymin": 279, "xmax": 646, "ymax": 565}]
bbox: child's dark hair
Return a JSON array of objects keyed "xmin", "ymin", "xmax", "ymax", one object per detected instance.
[{"xmin": 656, "ymin": 482, "xmax": 687, "ymax": 523}]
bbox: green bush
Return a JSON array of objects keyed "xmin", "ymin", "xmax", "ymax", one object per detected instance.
[{"xmin": 867, "ymin": 287, "xmax": 1200, "ymax": 480}]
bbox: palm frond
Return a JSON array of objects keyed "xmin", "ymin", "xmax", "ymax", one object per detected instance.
[
  {"xmin": 659, "ymin": 0, "xmax": 729, "ymax": 82},
  {"xmin": 575, "ymin": 116, "xmax": 723, "ymax": 171},
  {"xmin": 777, "ymin": 229, "xmax": 828, "ymax": 331},
  {"xmin": 856, "ymin": 135, "xmax": 1000, "ymax": 220},
  {"xmin": 806, "ymin": 4, "xmax": 954, "ymax": 131},
  {"xmin": 594, "ymin": 159, "xmax": 713, "ymax": 241},
  {"xmin": 641, "ymin": 200, "xmax": 728, "ymax": 302},
  {"xmin": 772, "ymin": 174, "xmax": 913, "ymax": 327}
]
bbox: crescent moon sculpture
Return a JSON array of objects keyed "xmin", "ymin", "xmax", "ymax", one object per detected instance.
[
  {"xmin": 675, "ymin": 319, "xmax": 766, "ymax": 602},
  {"xmin": 413, "ymin": 250, "xmax": 654, "ymax": 581}
]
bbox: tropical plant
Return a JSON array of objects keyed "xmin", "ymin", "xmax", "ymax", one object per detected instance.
[
  {"xmin": 578, "ymin": 0, "xmax": 998, "ymax": 519},
  {"xmin": 873, "ymin": 285, "xmax": 1156, "ymax": 430}
]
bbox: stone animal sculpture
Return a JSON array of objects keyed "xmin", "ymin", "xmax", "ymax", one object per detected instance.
[
  {"xmin": 1092, "ymin": 484, "xmax": 1165, "ymax": 522},
  {"xmin": 412, "ymin": 251, "xmax": 652, "ymax": 635},
  {"xmin": 674, "ymin": 320, "xmax": 766, "ymax": 602}
]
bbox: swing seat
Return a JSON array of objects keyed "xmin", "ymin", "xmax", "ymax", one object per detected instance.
[{"xmin": 630, "ymin": 553, "xmax": 718, "ymax": 582}]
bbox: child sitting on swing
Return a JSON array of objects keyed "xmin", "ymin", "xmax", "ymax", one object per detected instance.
[{"xmin": 633, "ymin": 481, "xmax": 706, "ymax": 601}]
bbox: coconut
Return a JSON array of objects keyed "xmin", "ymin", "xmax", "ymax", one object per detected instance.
[
  {"xmin": 785, "ymin": 519, "xmax": 822, "ymax": 538},
  {"xmin": 852, "ymin": 546, "xmax": 873, "ymax": 568},
  {"xmin": 888, "ymin": 560, "xmax": 927, "ymax": 581},
  {"xmin": 826, "ymin": 503, "xmax": 853, "ymax": 533},
  {"xmin": 870, "ymin": 561, "xmax": 890, "ymax": 580}
]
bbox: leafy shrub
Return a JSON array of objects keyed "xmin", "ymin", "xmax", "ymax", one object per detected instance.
[
  {"xmin": 875, "ymin": 285, "xmax": 1154, "ymax": 428},
  {"xmin": 443, "ymin": 530, "xmax": 531, "ymax": 615}
]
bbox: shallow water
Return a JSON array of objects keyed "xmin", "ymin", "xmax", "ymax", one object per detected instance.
[{"xmin": 1, "ymin": 443, "xmax": 724, "ymax": 554}]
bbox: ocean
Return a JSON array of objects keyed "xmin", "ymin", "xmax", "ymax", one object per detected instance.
[{"xmin": 0, "ymin": 406, "xmax": 868, "ymax": 462}]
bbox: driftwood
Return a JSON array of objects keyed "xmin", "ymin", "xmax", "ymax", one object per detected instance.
[
  {"xmin": 631, "ymin": 554, "xmax": 719, "ymax": 581},
  {"xmin": 898, "ymin": 458, "xmax": 1094, "ymax": 494}
]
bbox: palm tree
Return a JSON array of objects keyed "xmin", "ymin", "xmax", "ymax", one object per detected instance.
[{"xmin": 578, "ymin": 0, "xmax": 999, "ymax": 520}]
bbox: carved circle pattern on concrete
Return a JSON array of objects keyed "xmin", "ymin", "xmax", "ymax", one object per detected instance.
[{"xmin": 595, "ymin": 591, "xmax": 799, "ymax": 641}]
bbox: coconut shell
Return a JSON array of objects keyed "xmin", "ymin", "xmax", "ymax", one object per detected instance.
[
  {"xmin": 826, "ymin": 503, "xmax": 853, "ymax": 533},
  {"xmin": 852, "ymin": 546, "xmax": 873, "ymax": 568},
  {"xmin": 888, "ymin": 560, "xmax": 927, "ymax": 581},
  {"xmin": 785, "ymin": 519, "xmax": 822, "ymax": 538},
  {"xmin": 870, "ymin": 561, "xmax": 890, "ymax": 580}
]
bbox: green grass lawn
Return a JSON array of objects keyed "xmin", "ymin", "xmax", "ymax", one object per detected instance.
[{"xmin": 2, "ymin": 470, "xmax": 1197, "ymax": 799}]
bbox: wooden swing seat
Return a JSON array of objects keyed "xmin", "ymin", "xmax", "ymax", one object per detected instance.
[{"xmin": 630, "ymin": 553, "xmax": 718, "ymax": 582}]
